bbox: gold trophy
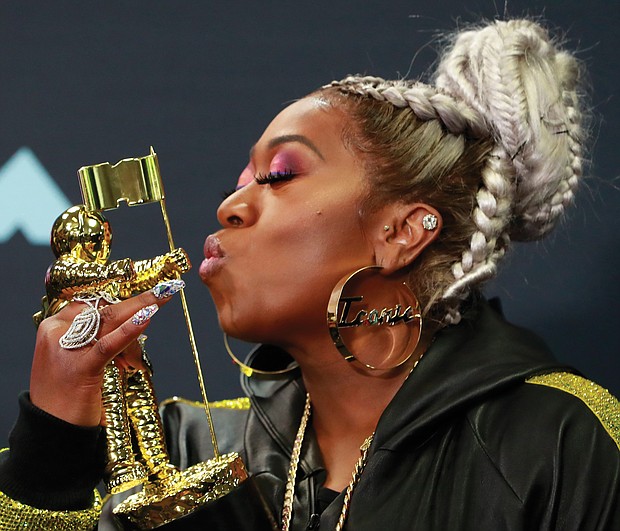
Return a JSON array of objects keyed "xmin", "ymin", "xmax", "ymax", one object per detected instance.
[{"xmin": 34, "ymin": 150, "xmax": 272, "ymax": 529}]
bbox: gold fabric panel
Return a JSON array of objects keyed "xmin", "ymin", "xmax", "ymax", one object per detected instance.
[
  {"xmin": 160, "ymin": 396, "xmax": 251, "ymax": 410},
  {"xmin": 527, "ymin": 372, "xmax": 620, "ymax": 451},
  {"xmin": 0, "ymin": 486, "xmax": 101, "ymax": 530}
]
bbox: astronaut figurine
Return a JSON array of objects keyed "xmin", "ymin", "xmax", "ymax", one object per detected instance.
[{"xmin": 34, "ymin": 204, "xmax": 191, "ymax": 494}]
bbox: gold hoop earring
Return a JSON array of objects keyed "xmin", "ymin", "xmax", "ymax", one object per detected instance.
[
  {"xmin": 327, "ymin": 266, "xmax": 422, "ymax": 370},
  {"xmin": 223, "ymin": 334, "xmax": 299, "ymax": 378}
]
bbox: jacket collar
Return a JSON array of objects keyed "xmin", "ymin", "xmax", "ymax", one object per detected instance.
[
  {"xmin": 373, "ymin": 298, "xmax": 573, "ymax": 449},
  {"xmin": 240, "ymin": 298, "xmax": 573, "ymax": 461},
  {"xmin": 240, "ymin": 352, "xmax": 321, "ymax": 477}
]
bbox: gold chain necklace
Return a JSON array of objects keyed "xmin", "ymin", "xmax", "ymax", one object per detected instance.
[
  {"xmin": 280, "ymin": 350, "xmax": 427, "ymax": 530},
  {"xmin": 280, "ymin": 393, "xmax": 374, "ymax": 531}
]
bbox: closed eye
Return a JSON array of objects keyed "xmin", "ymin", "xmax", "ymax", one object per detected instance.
[{"xmin": 254, "ymin": 170, "xmax": 296, "ymax": 185}]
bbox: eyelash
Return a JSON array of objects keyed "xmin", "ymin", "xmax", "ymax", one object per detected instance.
[
  {"xmin": 221, "ymin": 169, "xmax": 297, "ymax": 200},
  {"xmin": 254, "ymin": 169, "xmax": 296, "ymax": 185}
]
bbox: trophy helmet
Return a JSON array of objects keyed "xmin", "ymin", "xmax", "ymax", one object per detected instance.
[{"xmin": 51, "ymin": 205, "xmax": 112, "ymax": 263}]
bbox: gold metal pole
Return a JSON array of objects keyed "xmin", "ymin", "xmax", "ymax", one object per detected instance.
[{"xmin": 159, "ymin": 198, "xmax": 220, "ymax": 458}]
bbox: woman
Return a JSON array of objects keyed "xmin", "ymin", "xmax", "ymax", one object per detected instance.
[{"xmin": 0, "ymin": 18, "xmax": 618, "ymax": 530}]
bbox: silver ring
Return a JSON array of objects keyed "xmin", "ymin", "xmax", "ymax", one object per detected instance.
[{"xmin": 58, "ymin": 291, "xmax": 119, "ymax": 350}]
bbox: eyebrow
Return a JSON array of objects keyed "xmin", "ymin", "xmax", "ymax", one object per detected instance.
[{"xmin": 249, "ymin": 134, "xmax": 325, "ymax": 161}]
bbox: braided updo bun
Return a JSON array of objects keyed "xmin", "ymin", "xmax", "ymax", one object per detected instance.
[
  {"xmin": 435, "ymin": 19, "xmax": 583, "ymax": 242},
  {"xmin": 320, "ymin": 19, "xmax": 586, "ymax": 325}
]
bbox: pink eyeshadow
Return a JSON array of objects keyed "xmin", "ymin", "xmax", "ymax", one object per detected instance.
[
  {"xmin": 269, "ymin": 151, "xmax": 304, "ymax": 174},
  {"xmin": 236, "ymin": 166, "xmax": 254, "ymax": 188}
]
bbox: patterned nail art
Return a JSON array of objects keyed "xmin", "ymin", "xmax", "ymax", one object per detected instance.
[
  {"xmin": 132, "ymin": 304, "xmax": 159, "ymax": 325},
  {"xmin": 152, "ymin": 279, "xmax": 185, "ymax": 299}
]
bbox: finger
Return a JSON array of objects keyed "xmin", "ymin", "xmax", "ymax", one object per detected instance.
[
  {"xmin": 97, "ymin": 279, "xmax": 185, "ymax": 335},
  {"xmin": 116, "ymin": 338, "xmax": 146, "ymax": 372},
  {"xmin": 86, "ymin": 304, "xmax": 160, "ymax": 370},
  {"xmin": 53, "ymin": 299, "xmax": 91, "ymax": 322}
]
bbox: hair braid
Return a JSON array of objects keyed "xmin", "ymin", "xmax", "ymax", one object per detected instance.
[
  {"xmin": 437, "ymin": 20, "xmax": 585, "ymax": 241},
  {"xmin": 514, "ymin": 74, "xmax": 583, "ymax": 239},
  {"xmin": 435, "ymin": 20, "xmax": 585, "ymax": 317},
  {"xmin": 441, "ymin": 147, "xmax": 512, "ymax": 316},
  {"xmin": 326, "ymin": 76, "xmax": 487, "ymax": 137}
]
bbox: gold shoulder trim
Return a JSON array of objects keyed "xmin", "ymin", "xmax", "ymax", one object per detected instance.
[
  {"xmin": 160, "ymin": 396, "xmax": 250, "ymax": 410},
  {"xmin": 0, "ymin": 486, "xmax": 101, "ymax": 530},
  {"xmin": 527, "ymin": 372, "xmax": 620, "ymax": 451},
  {"xmin": 209, "ymin": 397, "xmax": 251, "ymax": 410}
]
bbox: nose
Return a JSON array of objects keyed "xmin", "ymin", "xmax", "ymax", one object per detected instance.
[{"xmin": 216, "ymin": 186, "xmax": 258, "ymax": 228}]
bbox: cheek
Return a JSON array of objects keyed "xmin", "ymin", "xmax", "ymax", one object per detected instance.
[
  {"xmin": 260, "ymin": 196, "xmax": 370, "ymax": 292},
  {"xmin": 216, "ymin": 188, "xmax": 373, "ymax": 341}
]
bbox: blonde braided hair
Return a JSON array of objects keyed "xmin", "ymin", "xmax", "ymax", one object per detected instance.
[{"xmin": 321, "ymin": 19, "xmax": 585, "ymax": 325}]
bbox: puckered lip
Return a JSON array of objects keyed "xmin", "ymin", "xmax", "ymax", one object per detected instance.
[
  {"xmin": 199, "ymin": 234, "xmax": 226, "ymax": 283},
  {"xmin": 203, "ymin": 234, "xmax": 225, "ymax": 259}
]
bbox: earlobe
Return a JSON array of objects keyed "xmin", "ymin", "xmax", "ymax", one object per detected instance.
[{"xmin": 374, "ymin": 204, "xmax": 441, "ymax": 275}]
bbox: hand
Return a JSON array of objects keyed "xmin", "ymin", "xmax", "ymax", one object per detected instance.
[
  {"xmin": 163, "ymin": 248, "xmax": 191, "ymax": 275},
  {"xmin": 30, "ymin": 289, "xmax": 173, "ymax": 427}
]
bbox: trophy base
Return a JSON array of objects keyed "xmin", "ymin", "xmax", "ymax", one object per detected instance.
[{"xmin": 112, "ymin": 453, "xmax": 248, "ymax": 529}]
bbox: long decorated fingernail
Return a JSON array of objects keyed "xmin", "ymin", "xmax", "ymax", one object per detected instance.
[
  {"xmin": 132, "ymin": 304, "xmax": 159, "ymax": 325},
  {"xmin": 152, "ymin": 279, "xmax": 185, "ymax": 299}
]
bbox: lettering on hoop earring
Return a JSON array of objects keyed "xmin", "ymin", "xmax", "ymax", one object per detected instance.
[
  {"xmin": 337, "ymin": 296, "xmax": 416, "ymax": 327},
  {"xmin": 327, "ymin": 266, "xmax": 422, "ymax": 370}
]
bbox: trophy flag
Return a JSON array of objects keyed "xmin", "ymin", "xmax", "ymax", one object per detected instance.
[
  {"xmin": 78, "ymin": 147, "xmax": 164, "ymax": 211},
  {"xmin": 77, "ymin": 148, "xmax": 220, "ymax": 458}
]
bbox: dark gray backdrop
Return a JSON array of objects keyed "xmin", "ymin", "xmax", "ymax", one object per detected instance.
[{"xmin": 0, "ymin": 1, "xmax": 618, "ymax": 446}]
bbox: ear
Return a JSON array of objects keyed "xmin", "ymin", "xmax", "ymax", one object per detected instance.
[{"xmin": 370, "ymin": 203, "xmax": 442, "ymax": 275}]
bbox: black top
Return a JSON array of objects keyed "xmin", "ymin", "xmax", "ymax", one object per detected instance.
[{"xmin": 3, "ymin": 298, "xmax": 620, "ymax": 530}]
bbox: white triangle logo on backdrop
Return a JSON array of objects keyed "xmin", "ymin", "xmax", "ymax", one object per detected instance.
[{"xmin": 0, "ymin": 147, "xmax": 71, "ymax": 245}]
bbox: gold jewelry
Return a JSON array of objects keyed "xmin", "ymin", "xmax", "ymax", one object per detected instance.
[
  {"xmin": 280, "ymin": 394, "xmax": 312, "ymax": 531},
  {"xmin": 223, "ymin": 334, "xmax": 299, "ymax": 377},
  {"xmin": 336, "ymin": 434, "xmax": 374, "ymax": 531},
  {"xmin": 327, "ymin": 266, "xmax": 422, "ymax": 370},
  {"xmin": 280, "ymin": 395, "xmax": 375, "ymax": 531}
]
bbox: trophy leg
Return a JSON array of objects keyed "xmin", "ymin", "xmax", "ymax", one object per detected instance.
[
  {"xmin": 115, "ymin": 367, "xmax": 252, "ymax": 529},
  {"xmin": 102, "ymin": 362, "xmax": 149, "ymax": 494},
  {"xmin": 126, "ymin": 369, "xmax": 178, "ymax": 486}
]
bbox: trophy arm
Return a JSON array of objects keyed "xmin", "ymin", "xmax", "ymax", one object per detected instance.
[
  {"xmin": 119, "ymin": 249, "xmax": 191, "ymax": 298},
  {"xmin": 46, "ymin": 256, "xmax": 134, "ymax": 301}
]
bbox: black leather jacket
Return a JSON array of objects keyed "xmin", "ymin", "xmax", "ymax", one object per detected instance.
[{"xmin": 98, "ymin": 299, "xmax": 620, "ymax": 530}]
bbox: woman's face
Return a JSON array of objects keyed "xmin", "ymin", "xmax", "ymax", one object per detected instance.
[{"xmin": 201, "ymin": 96, "xmax": 381, "ymax": 351}]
